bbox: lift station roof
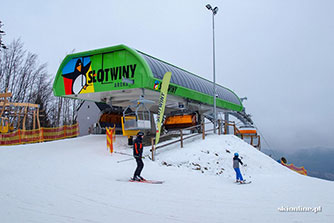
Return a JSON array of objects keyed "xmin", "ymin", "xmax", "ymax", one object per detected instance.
[{"xmin": 53, "ymin": 45, "xmax": 243, "ymax": 114}]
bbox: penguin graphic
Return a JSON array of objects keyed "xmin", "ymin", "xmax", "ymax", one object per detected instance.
[
  {"xmin": 62, "ymin": 59, "xmax": 91, "ymax": 95},
  {"xmin": 153, "ymin": 80, "xmax": 160, "ymax": 90}
]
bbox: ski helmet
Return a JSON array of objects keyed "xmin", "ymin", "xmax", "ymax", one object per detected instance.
[
  {"xmin": 137, "ymin": 131, "xmax": 144, "ymax": 136},
  {"xmin": 234, "ymin": 152, "xmax": 239, "ymax": 157}
]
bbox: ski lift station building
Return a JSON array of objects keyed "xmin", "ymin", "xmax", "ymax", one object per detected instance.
[{"xmin": 53, "ymin": 44, "xmax": 245, "ymax": 130}]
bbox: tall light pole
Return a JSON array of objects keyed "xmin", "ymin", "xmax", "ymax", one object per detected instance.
[{"xmin": 206, "ymin": 4, "xmax": 218, "ymax": 134}]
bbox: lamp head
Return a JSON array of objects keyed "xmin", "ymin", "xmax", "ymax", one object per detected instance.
[
  {"xmin": 213, "ymin": 6, "xmax": 219, "ymax": 15},
  {"xmin": 206, "ymin": 4, "xmax": 212, "ymax": 10}
]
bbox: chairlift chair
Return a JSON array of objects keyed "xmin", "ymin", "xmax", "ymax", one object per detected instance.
[
  {"xmin": 238, "ymin": 125, "xmax": 257, "ymax": 136},
  {"xmin": 122, "ymin": 97, "xmax": 154, "ymax": 130}
]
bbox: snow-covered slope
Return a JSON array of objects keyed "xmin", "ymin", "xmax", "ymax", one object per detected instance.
[
  {"xmin": 0, "ymin": 134, "xmax": 333, "ymax": 223},
  {"xmin": 155, "ymin": 134, "xmax": 289, "ymax": 177}
]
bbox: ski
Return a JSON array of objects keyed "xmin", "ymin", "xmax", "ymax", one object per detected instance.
[
  {"xmin": 238, "ymin": 181, "xmax": 252, "ymax": 185},
  {"xmin": 129, "ymin": 179, "xmax": 164, "ymax": 184},
  {"xmin": 117, "ymin": 179, "xmax": 164, "ymax": 184}
]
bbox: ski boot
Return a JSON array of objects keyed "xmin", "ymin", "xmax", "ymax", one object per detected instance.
[{"xmin": 131, "ymin": 176, "xmax": 141, "ymax": 181}]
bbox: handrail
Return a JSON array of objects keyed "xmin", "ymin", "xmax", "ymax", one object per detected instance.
[
  {"xmin": 150, "ymin": 119, "xmax": 261, "ymax": 161},
  {"xmin": 150, "ymin": 121, "xmax": 219, "ymax": 160}
]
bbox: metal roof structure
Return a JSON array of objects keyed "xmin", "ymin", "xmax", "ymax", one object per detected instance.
[{"xmin": 138, "ymin": 52, "xmax": 241, "ymax": 106}]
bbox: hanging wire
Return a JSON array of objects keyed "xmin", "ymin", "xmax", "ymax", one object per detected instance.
[{"xmin": 252, "ymin": 122, "xmax": 279, "ymax": 160}]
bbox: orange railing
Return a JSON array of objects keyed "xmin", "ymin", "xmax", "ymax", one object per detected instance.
[{"xmin": 0, "ymin": 123, "xmax": 79, "ymax": 146}]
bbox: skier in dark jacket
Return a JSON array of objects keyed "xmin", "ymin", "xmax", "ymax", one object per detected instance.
[
  {"xmin": 233, "ymin": 153, "xmax": 245, "ymax": 183},
  {"xmin": 132, "ymin": 131, "xmax": 145, "ymax": 181}
]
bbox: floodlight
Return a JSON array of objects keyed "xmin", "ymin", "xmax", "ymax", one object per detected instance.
[{"xmin": 213, "ymin": 7, "xmax": 218, "ymax": 15}]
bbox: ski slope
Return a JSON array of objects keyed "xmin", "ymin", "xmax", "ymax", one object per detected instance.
[{"xmin": 0, "ymin": 134, "xmax": 333, "ymax": 223}]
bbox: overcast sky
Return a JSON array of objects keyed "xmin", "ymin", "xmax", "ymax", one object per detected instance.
[{"xmin": 2, "ymin": 0, "xmax": 334, "ymax": 152}]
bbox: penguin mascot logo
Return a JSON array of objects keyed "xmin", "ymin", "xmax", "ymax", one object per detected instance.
[
  {"xmin": 153, "ymin": 80, "xmax": 161, "ymax": 90},
  {"xmin": 62, "ymin": 59, "xmax": 91, "ymax": 95}
]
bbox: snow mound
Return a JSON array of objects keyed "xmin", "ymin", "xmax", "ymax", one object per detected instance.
[{"xmin": 155, "ymin": 134, "xmax": 291, "ymax": 179}]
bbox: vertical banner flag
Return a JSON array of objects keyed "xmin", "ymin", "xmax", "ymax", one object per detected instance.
[
  {"xmin": 155, "ymin": 72, "xmax": 172, "ymax": 145},
  {"xmin": 106, "ymin": 126, "xmax": 115, "ymax": 154}
]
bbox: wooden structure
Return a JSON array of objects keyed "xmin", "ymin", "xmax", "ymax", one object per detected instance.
[
  {"xmin": 150, "ymin": 119, "xmax": 261, "ymax": 161},
  {"xmin": 223, "ymin": 121, "xmax": 261, "ymax": 150},
  {"xmin": 151, "ymin": 120, "xmax": 215, "ymax": 161},
  {"xmin": 0, "ymin": 90, "xmax": 41, "ymax": 132}
]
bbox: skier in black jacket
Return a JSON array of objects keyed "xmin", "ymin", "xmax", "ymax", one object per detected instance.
[{"xmin": 132, "ymin": 131, "xmax": 145, "ymax": 181}]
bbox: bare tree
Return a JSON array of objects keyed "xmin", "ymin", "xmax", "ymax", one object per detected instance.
[
  {"xmin": 0, "ymin": 39, "xmax": 39, "ymax": 103},
  {"xmin": 71, "ymin": 99, "xmax": 82, "ymax": 124},
  {"xmin": 0, "ymin": 39, "xmax": 81, "ymax": 128},
  {"xmin": 0, "ymin": 21, "xmax": 6, "ymax": 51},
  {"xmin": 56, "ymin": 97, "xmax": 63, "ymax": 126}
]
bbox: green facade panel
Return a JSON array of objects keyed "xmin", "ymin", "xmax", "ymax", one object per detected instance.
[{"xmin": 53, "ymin": 45, "xmax": 243, "ymax": 112}]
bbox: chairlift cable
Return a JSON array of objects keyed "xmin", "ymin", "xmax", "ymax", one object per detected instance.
[{"xmin": 252, "ymin": 122, "xmax": 278, "ymax": 159}]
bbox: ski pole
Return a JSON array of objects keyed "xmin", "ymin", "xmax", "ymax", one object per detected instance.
[
  {"xmin": 117, "ymin": 157, "xmax": 134, "ymax": 163},
  {"xmin": 117, "ymin": 155, "xmax": 151, "ymax": 163},
  {"xmin": 114, "ymin": 151, "xmax": 132, "ymax": 156}
]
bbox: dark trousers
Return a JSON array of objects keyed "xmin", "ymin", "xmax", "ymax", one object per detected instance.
[{"xmin": 134, "ymin": 157, "xmax": 144, "ymax": 177}]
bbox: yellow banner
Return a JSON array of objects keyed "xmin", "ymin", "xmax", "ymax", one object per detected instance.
[{"xmin": 155, "ymin": 72, "xmax": 172, "ymax": 145}]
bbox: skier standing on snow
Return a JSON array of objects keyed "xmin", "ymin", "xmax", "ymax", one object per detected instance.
[
  {"xmin": 132, "ymin": 131, "xmax": 145, "ymax": 181},
  {"xmin": 233, "ymin": 153, "xmax": 245, "ymax": 183}
]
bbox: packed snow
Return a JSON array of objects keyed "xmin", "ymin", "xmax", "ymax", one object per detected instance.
[{"xmin": 0, "ymin": 134, "xmax": 333, "ymax": 223}]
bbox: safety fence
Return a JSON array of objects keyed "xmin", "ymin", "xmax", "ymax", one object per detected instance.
[
  {"xmin": 151, "ymin": 121, "xmax": 216, "ymax": 161},
  {"xmin": 280, "ymin": 160, "xmax": 307, "ymax": 176},
  {"xmin": 0, "ymin": 123, "xmax": 79, "ymax": 146},
  {"xmin": 150, "ymin": 120, "xmax": 261, "ymax": 161}
]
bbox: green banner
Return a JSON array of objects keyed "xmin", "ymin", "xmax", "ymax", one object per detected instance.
[{"xmin": 155, "ymin": 72, "xmax": 172, "ymax": 145}]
